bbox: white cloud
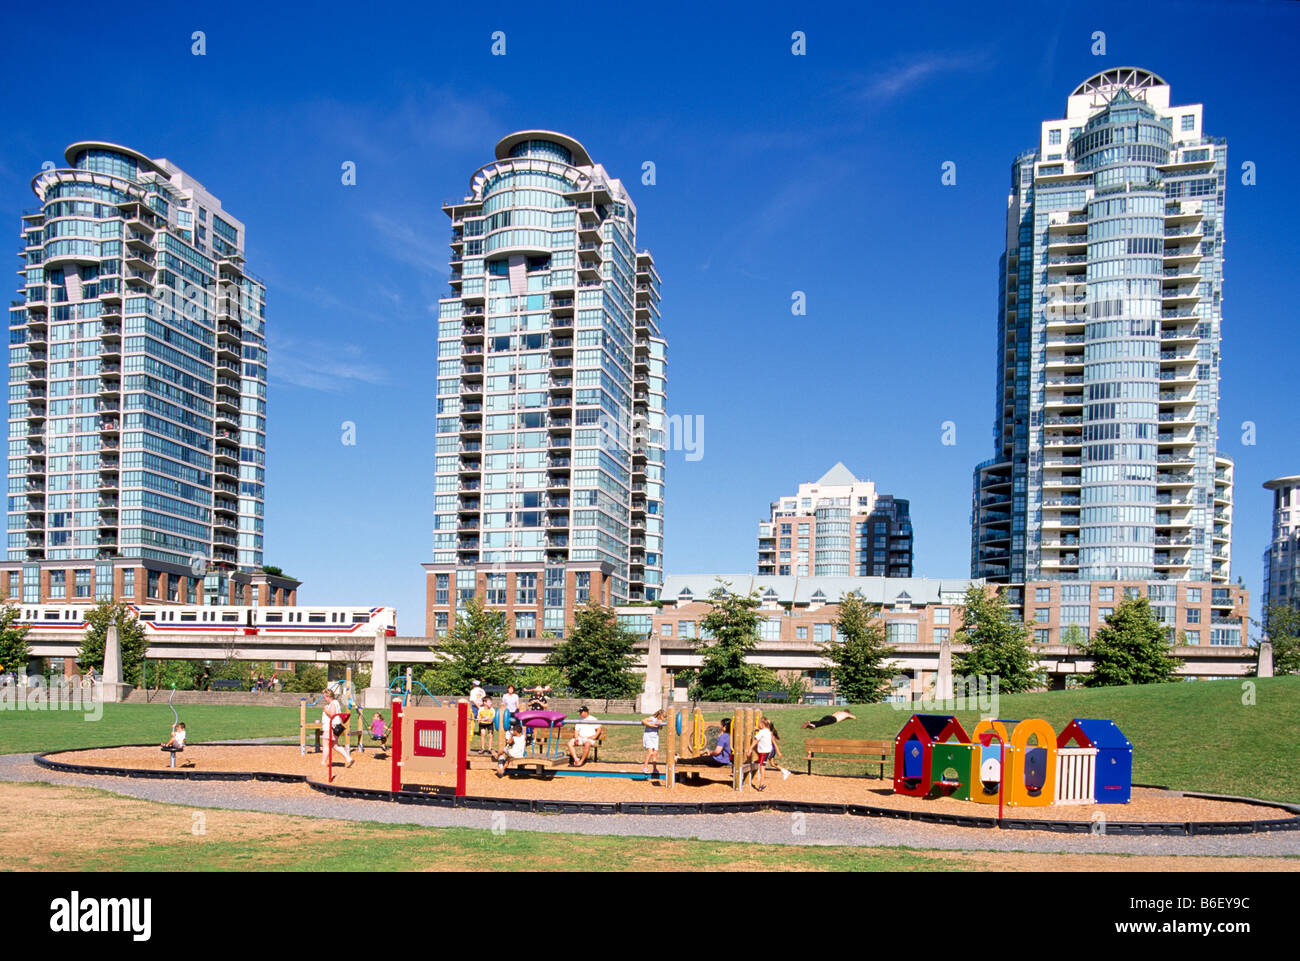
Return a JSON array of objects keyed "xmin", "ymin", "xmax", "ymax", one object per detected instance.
[
  {"xmin": 269, "ymin": 335, "xmax": 390, "ymax": 392},
  {"xmin": 854, "ymin": 50, "xmax": 994, "ymax": 104}
]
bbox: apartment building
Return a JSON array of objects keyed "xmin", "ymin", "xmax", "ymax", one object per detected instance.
[
  {"xmin": 1262, "ymin": 475, "xmax": 1300, "ymax": 627},
  {"xmin": 424, "ymin": 131, "xmax": 666, "ymax": 637},
  {"xmin": 757, "ymin": 463, "xmax": 912, "ymax": 577},
  {"xmin": 6, "ymin": 142, "xmax": 282, "ymax": 605},
  {"xmin": 971, "ymin": 68, "xmax": 1234, "ymax": 585}
]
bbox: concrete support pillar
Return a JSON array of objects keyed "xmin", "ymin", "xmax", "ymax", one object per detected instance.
[
  {"xmin": 363, "ymin": 628, "xmax": 390, "ymax": 708},
  {"xmin": 99, "ymin": 624, "xmax": 132, "ymax": 703},
  {"xmin": 636, "ymin": 630, "xmax": 663, "ymax": 713},
  {"xmin": 1258, "ymin": 641, "xmax": 1274, "ymax": 679},
  {"xmin": 936, "ymin": 634, "xmax": 954, "ymax": 701}
]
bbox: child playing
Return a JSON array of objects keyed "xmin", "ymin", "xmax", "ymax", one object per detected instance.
[
  {"xmin": 370, "ymin": 712, "xmax": 389, "ymax": 753},
  {"xmin": 162, "ymin": 721, "xmax": 186, "ymax": 750},
  {"xmin": 476, "ymin": 697, "xmax": 496, "ymax": 753},
  {"xmin": 641, "ymin": 709, "xmax": 667, "ymax": 775},
  {"xmin": 749, "ymin": 718, "xmax": 776, "ymax": 791},
  {"xmin": 495, "ymin": 724, "xmax": 527, "ymax": 777}
]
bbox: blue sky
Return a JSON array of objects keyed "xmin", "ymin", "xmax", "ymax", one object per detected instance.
[{"xmin": 2, "ymin": 0, "xmax": 1296, "ymax": 634}]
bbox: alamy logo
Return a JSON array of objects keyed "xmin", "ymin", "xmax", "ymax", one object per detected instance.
[{"xmin": 49, "ymin": 892, "xmax": 151, "ymax": 941}]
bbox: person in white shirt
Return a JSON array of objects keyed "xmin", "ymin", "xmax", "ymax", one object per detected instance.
[
  {"xmin": 567, "ymin": 706, "xmax": 602, "ymax": 766},
  {"xmin": 496, "ymin": 725, "xmax": 528, "ymax": 777},
  {"xmin": 469, "ymin": 680, "xmax": 486, "ymax": 711},
  {"xmin": 749, "ymin": 719, "xmax": 776, "ymax": 791},
  {"xmin": 321, "ymin": 689, "xmax": 353, "ymax": 769}
]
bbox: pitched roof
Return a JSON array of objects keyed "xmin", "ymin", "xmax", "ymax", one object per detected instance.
[{"xmin": 815, "ymin": 462, "xmax": 860, "ymax": 487}]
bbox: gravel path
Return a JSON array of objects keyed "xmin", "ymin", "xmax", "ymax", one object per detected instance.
[{"xmin": 5, "ymin": 753, "xmax": 1298, "ymax": 857}]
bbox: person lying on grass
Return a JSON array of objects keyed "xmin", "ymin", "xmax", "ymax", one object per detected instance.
[{"xmin": 802, "ymin": 710, "xmax": 857, "ymax": 730}]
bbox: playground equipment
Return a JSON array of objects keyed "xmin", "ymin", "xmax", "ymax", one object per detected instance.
[
  {"xmin": 390, "ymin": 697, "xmax": 469, "ymax": 796},
  {"xmin": 893, "ymin": 715, "xmax": 1133, "ymax": 808},
  {"xmin": 300, "ymin": 668, "xmax": 364, "ymax": 755},
  {"xmin": 161, "ymin": 687, "xmax": 184, "ymax": 769},
  {"xmin": 663, "ymin": 707, "xmax": 762, "ymax": 792},
  {"xmin": 893, "ymin": 714, "xmax": 972, "ymax": 797},
  {"xmin": 1057, "ymin": 718, "xmax": 1132, "ymax": 804},
  {"xmin": 388, "ymin": 667, "xmax": 443, "ymax": 707}
]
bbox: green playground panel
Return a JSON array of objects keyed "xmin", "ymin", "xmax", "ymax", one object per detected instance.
[{"xmin": 928, "ymin": 743, "xmax": 974, "ymax": 801}]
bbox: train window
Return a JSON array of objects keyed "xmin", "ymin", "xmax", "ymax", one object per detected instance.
[
  {"xmin": 44, "ymin": 611, "xmax": 58, "ymax": 620},
  {"xmin": 180, "ymin": 612, "xmax": 196, "ymax": 621},
  {"xmin": 352, "ymin": 613, "xmax": 368, "ymax": 623},
  {"xmin": 139, "ymin": 613, "xmax": 156, "ymax": 621},
  {"xmin": 264, "ymin": 612, "xmax": 283, "ymax": 622},
  {"xmin": 308, "ymin": 612, "xmax": 326, "ymax": 623},
  {"xmin": 221, "ymin": 612, "xmax": 239, "ymax": 623}
]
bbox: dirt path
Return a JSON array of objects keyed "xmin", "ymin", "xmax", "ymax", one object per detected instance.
[{"xmin": 3, "ymin": 781, "xmax": 1296, "ymax": 872}]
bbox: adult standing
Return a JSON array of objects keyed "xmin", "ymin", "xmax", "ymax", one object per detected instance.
[
  {"xmin": 321, "ymin": 688, "xmax": 353, "ymax": 769},
  {"xmin": 501, "ymin": 683, "xmax": 521, "ymax": 717},
  {"xmin": 469, "ymin": 679, "xmax": 486, "ymax": 713}
]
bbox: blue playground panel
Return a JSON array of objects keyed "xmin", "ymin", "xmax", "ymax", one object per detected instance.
[{"xmin": 1072, "ymin": 718, "xmax": 1133, "ymax": 804}]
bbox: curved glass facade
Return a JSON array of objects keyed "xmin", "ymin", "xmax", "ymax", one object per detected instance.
[
  {"xmin": 432, "ymin": 132, "xmax": 666, "ymax": 631},
  {"xmin": 10, "ymin": 144, "xmax": 267, "ymax": 573},
  {"xmin": 972, "ymin": 73, "xmax": 1232, "ymax": 584}
]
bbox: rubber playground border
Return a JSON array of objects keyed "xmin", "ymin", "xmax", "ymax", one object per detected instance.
[{"xmin": 31, "ymin": 747, "xmax": 1300, "ymax": 837}]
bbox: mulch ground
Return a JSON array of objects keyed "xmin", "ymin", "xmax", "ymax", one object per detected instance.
[{"xmin": 44, "ymin": 744, "xmax": 1286, "ymax": 824}]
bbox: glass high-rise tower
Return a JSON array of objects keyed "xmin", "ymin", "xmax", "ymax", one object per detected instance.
[
  {"xmin": 6, "ymin": 142, "xmax": 274, "ymax": 605},
  {"xmin": 424, "ymin": 131, "xmax": 666, "ymax": 639},
  {"xmin": 972, "ymin": 68, "xmax": 1233, "ymax": 585}
]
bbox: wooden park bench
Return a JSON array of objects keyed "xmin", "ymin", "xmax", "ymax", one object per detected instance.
[{"xmin": 804, "ymin": 738, "xmax": 892, "ymax": 778}]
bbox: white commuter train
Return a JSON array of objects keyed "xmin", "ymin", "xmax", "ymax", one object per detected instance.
[{"xmin": 15, "ymin": 604, "xmax": 397, "ymax": 637}]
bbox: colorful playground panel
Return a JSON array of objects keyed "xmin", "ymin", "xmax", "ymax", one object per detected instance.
[
  {"xmin": 1058, "ymin": 718, "xmax": 1133, "ymax": 804},
  {"xmin": 392, "ymin": 698, "xmax": 469, "ymax": 796},
  {"xmin": 895, "ymin": 714, "xmax": 1133, "ymax": 807},
  {"xmin": 893, "ymin": 714, "xmax": 972, "ymax": 797}
]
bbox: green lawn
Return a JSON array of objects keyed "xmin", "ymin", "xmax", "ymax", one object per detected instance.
[
  {"xmin": 4, "ymin": 678, "xmax": 1297, "ymax": 803},
  {"xmin": 0, "ymin": 703, "xmax": 301, "ymax": 754}
]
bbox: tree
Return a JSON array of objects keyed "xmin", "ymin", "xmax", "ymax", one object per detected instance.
[
  {"xmin": 0, "ymin": 603, "xmax": 31, "ymax": 674},
  {"xmin": 77, "ymin": 601, "xmax": 149, "ymax": 685},
  {"xmin": 284, "ymin": 663, "xmax": 328, "ymax": 694},
  {"xmin": 1261, "ymin": 604, "xmax": 1300, "ymax": 676},
  {"xmin": 142, "ymin": 659, "xmax": 203, "ymax": 691},
  {"xmin": 1081, "ymin": 596, "xmax": 1183, "ymax": 686},
  {"xmin": 822, "ymin": 592, "xmax": 897, "ymax": 703},
  {"xmin": 773, "ymin": 671, "xmax": 810, "ymax": 703},
  {"xmin": 686, "ymin": 584, "xmax": 775, "ymax": 701},
  {"xmin": 423, "ymin": 595, "xmax": 517, "ymax": 695},
  {"xmin": 952, "ymin": 585, "xmax": 1042, "ymax": 693},
  {"xmin": 262, "ymin": 565, "xmax": 285, "ymax": 577},
  {"xmin": 516, "ymin": 663, "xmax": 569, "ymax": 694},
  {"xmin": 547, "ymin": 602, "xmax": 641, "ymax": 699}
]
